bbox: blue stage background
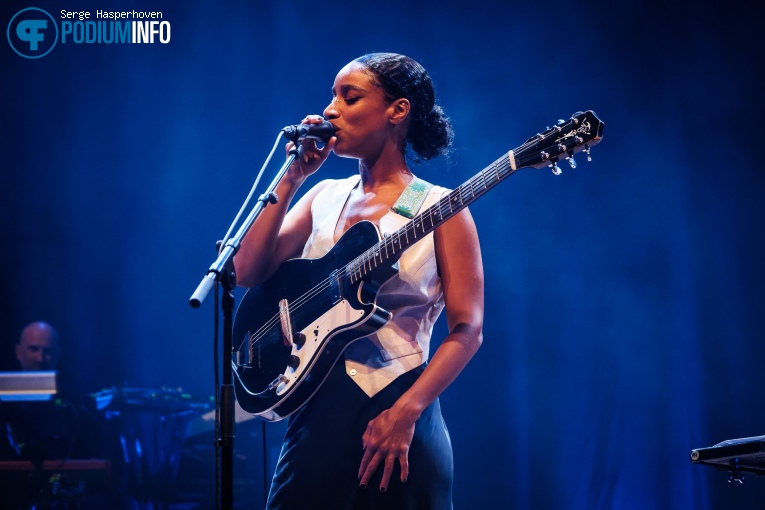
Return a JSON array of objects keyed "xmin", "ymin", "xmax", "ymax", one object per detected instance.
[{"xmin": 2, "ymin": 1, "xmax": 763, "ymax": 508}]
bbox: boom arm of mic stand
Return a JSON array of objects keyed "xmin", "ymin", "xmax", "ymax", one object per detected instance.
[{"xmin": 189, "ymin": 146, "xmax": 300, "ymax": 307}]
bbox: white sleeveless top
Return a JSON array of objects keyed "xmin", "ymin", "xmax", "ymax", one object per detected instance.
[{"xmin": 302, "ymin": 175, "xmax": 448, "ymax": 397}]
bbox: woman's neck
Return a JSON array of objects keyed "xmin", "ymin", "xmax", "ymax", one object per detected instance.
[{"xmin": 357, "ymin": 145, "xmax": 412, "ymax": 192}]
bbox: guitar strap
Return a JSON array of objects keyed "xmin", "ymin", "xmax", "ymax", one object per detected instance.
[{"xmin": 390, "ymin": 177, "xmax": 433, "ymax": 219}]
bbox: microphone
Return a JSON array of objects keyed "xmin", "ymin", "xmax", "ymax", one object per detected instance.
[{"xmin": 282, "ymin": 121, "xmax": 335, "ymax": 142}]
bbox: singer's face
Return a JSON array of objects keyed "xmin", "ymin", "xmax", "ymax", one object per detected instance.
[{"xmin": 323, "ymin": 63, "xmax": 398, "ymax": 160}]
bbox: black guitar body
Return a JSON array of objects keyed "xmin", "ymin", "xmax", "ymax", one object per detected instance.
[{"xmin": 232, "ymin": 220, "xmax": 396, "ymax": 421}]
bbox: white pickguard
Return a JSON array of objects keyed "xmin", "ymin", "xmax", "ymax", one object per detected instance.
[{"xmin": 275, "ymin": 299, "xmax": 365, "ymax": 395}]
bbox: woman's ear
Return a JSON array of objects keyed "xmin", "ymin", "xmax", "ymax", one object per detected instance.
[{"xmin": 389, "ymin": 98, "xmax": 411, "ymax": 125}]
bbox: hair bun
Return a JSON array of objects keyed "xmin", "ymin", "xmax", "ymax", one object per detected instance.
[
  {"xmin": 408, "ymin": 105, "xmax": 453, "ymax": 162},
  {"xmin": 353, "ymin": 53, "xmax": 454, "ymax": 163}
]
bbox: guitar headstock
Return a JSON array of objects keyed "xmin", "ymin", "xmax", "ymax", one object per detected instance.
[{"xmin": 515, "ymin": 110, "xmax": 604, "ymax": 174}]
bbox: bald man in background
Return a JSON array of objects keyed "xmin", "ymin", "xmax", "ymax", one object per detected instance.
[
  {"xmin": 2, "ymin": 321, "xmax": 78, "ymax": 463},
  {"xmin": 4, "ymin": 323, "xmax": 135, "ymax": 509},
  {"xmin": 4, "ymin": 322, "xmax": 101, "ymax": 467},
  {"xmin": 15, "ymin": 321, "xmax": 61, "ymax": 371}
]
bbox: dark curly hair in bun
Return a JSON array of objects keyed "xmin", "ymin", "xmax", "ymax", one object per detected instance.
[{"xmin": 354, "ymin": 53, "xmax": 453, "ymax": 162}]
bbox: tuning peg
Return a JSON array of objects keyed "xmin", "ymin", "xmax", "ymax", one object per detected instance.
[
  {"xmin": 565, "ymin": 149, "xmax": 578, "ymax": 168},
  {"xmin": 550, "ymin": 161, "xmax": 562, "ymax": 175},
  {"xmin": 584, "ymin": 144, "xmax": 592, "ymax": 162}
]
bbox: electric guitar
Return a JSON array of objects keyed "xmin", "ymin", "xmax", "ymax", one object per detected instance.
[{"xmin": 232, "ymin": 110, "xmax": 604, "ymax": 421}]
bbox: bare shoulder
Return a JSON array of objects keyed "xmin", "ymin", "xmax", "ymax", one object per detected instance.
[
  {"xmin": 433, "ymin": 207, "xmax": 482, "ymax": 263},
  {"xmin": 433, "ymin": 205, "xmax": 485, "ymax": 346},
  {"xmin": 433, "ymin": 206, "xmax": 484, "ymax": 320},
  {"xmin": 282, "ymin": 178, "xmax": 336, "ymax": 226},
  {"xmin": 280, "ymin": 178, "xmax": 350, "ymax": 250}
]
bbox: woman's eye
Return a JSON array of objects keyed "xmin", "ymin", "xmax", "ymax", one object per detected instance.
[{"xmin": 344, "ymin": 97, "xmax": 360, "ymax": 104}]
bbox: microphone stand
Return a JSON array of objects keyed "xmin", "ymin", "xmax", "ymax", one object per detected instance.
[{"xmin": 189, "ymin": 143, "xmax": 302, "ymax": 510}]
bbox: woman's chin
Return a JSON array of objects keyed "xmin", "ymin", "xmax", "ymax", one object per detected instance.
[{"xmin": 331, "ymin": 144, "xmax": 355, "ymax": 159}]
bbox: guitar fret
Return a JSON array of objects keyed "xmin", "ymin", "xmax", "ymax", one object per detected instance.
[
  {"xmin": 476, "ymin": 172, "xmax": 486, "ymax": 194},
  {"xmin": 451, "ymin": 192, "xmax": 462, "ymax": 210}
]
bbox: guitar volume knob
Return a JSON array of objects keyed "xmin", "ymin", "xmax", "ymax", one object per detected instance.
[{"xmin": 288, "ymin": 355, "xmax": 300, "ymax": 370}]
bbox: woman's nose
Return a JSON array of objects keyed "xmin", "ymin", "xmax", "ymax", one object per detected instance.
[{"xmin": 323, "ymin": 97, "xmax": 342, "ymax": 119}]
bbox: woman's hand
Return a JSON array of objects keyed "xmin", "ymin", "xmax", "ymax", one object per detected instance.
[
  {"xmin": 285, "ymin": 115, "xmax": 336, "ymax": 184},
  {"xmin": 357, "ymin": 405, "xmax": 419, "ymax": 492}
]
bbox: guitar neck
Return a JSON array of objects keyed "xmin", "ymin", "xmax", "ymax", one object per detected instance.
[
  {"xmin": 344, "ymin": 110, "xmax": 603, "ymax": 284},
  {"xmin": 345, "ymin": 150, "xmax": 518, "ymax": 284}
]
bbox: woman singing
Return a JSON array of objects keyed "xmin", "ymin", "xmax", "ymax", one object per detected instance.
[{"xmin": 234, "ymin": 52, "xmax": 484, "ymax": 509}]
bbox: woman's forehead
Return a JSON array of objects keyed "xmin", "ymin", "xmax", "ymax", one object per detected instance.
[{"xmin": 332, "ymin": 62, "xmax": 374, "ymax": 91}]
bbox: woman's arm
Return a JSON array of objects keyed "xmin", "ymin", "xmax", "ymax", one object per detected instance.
[
  {"xmin": 234, "ymin": 134, "xmax": 336, "ymax": 287},
  {"xmin": 357, "ymin": 206, "xmax": 485, "ymax": 491}
]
